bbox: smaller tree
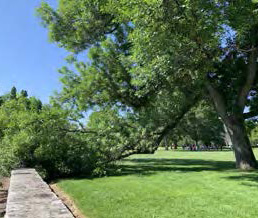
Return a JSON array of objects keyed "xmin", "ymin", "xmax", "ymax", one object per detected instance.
[
  {"xmin": 29, "ymin": 97, "xmax": 42, "ymax": 112},
  {"xmin": 10, "ymin": 86, "xmax": 17, "ymax": 100},
  {"xmin": 174, "ymin": 101, "xmax": 225, "ymax": 148},
  {"xmin": 20, "ymin": 90, "xmax": 28, "ymax": 98}
]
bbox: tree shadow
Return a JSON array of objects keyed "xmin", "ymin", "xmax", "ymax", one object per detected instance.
[
  {"xmin": 108, "ymin": 158, "xmax": 236, "ymax": 177},
  {"xmin": 52, "ymin": 157, "xmax": 258, "ymax": 187},
  {"xmin": 224, "ymin": 173, "xmax": 258, "ymax": 187}
]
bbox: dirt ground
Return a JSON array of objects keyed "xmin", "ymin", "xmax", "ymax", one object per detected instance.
[
  {"xmin": 0, "ymin": 178, "xmax": 9, "ymax": 217},
  {"xmin": 50, "ymin": 183, "xmax": 87, "ymax": 218}
]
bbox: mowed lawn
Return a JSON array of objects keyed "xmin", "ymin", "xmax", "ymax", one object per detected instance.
[{"xmin": 57, "ymin": 149, "xmax": 258, "ymax": 218}]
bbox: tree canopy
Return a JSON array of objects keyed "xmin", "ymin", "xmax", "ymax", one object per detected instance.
[{"xmin": 37, "ymin": 0, "xmax": 258, "ymax": 169}]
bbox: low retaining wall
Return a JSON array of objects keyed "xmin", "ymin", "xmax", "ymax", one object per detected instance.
[{"xmin": 5, "ymin": 169, "xmax": 74, "ymax": 218}]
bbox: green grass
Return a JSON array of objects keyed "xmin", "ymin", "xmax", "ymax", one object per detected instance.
[{"xmin": 57, "ymin": 149, "xmax": 258, "ymax": 218}]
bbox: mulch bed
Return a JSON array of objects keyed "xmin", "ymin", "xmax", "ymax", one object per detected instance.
[{"xmin": 0, "ymin": 178, "xmax": 9, "ymax": 217}]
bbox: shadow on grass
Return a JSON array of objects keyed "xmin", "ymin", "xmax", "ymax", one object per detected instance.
[
  {"xmin": 52, "ymin": 158, "xmax": 239, "ymax": 185},
  {"xmin": 107, "ymin": 158, "xmax": 236, "ymax": 177},
  {"xmin": 224, "ymin": 173, "xmax": 258, "ymax": 186},
  {"xmin": 172, "ymin": 149, "xmax": 233, "ymax": 152},
  {"xmin": 54, "ymin": 158, "xmax": 258, "ymax": 188},
  {"xmin": 52, "ymin": 155, "xmax": 258, "ymax": 187},
  {"xmin": 52, "ymin": 158, "xmax": 237, "ymax": 183}
]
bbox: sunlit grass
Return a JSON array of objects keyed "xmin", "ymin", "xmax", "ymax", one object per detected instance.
[{"xmin": 57, "ymin": 149, "xmax": 258, "ymax": 218}]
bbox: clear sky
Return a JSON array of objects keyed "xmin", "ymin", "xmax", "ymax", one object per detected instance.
[{"xmin": 0, "ymin": 0, "xmax": 69, "ymax": 103}]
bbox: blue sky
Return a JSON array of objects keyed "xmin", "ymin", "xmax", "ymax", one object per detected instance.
[{"xmin": 0, "ymin": 0, "xmax": 69, "ymax": 103}]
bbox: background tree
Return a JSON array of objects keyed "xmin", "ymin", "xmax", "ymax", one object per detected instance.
[
  {"xmin": 10, "ymin": 86, "xmax": 17, "ymax": 100},
  {"xmin": 175, "ymin": 101, "xmax": 225, "ymax": 148},
  {"xmin": 20, "ymin": 90, "xmax": 28, "ymax": 98},
  {"xmin": 0, "ymin": 87, "xmax": 118, "ymax": 178}
]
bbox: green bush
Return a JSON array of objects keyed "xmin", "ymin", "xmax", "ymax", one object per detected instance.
[{"xmin": 0, "ymin": 97, "xmax": 114, "ymax": 179}]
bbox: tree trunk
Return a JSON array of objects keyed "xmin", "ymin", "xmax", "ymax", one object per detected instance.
[
  {"xmin": 164, "ymin": 136, "xmax": 169, "ymax": 150},
  {"xmin": 195, "ymin": 139, "xmax": 199, "ymax": 151},
  {"xmin": 225, "ymin": 116, "xmax": 257, "ymax": 170},
  {"xmin": 206, "ymin": 80, "xmax": 258, "ymax": 170}
]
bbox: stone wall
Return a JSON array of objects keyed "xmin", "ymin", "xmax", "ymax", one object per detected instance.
[
  {"xmin": 5, "ymin": 169, "xmax": 74, "ymax": 218},
  {"xmin": 0, "ymin": 184, "xmax": 8, "ymax": 217}
]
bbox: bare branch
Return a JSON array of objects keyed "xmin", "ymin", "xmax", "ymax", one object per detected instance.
[
  {"xmin": 243, "ymin": 111, "xmax": 258, "ymax": 119},
  {"xmin": 237, "ymin": 46, "xmax": 258, "ymax": 111},
  {"xmin": 59, "ymin": 128, "xmax": 98, "ymax": 134},
  {"xmin": 153, "ymin": 94, "xmax": 201, "ymax": 148},
  {"xmin": 205, "ymin": 81, "xmax": 228, "ymax": 120},
  {"xmin": 237, "ymin": 47, "xmax": 258, "ymax": 53}
]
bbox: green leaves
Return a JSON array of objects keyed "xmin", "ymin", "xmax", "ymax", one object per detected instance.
[
  {"xmin": 35, "ymin": 0, "xmax": 258, "ymax": 169},
  {"xmin": 37, "ymin": 0, "xmax": 118, "ymax": 53},
  {"xmin": 0, "ymin": 89, "xmax": 118, "ymax": 178}
]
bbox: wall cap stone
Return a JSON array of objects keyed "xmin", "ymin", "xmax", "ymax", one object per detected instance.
[{"xmin": 5, "ymin": 168, "xmax": 74, "ymax": 218}]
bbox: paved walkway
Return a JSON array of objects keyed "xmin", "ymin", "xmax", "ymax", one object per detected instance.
[{"xmin": 5, "ymin": 169, "xmax": 74, "ymax": 218}]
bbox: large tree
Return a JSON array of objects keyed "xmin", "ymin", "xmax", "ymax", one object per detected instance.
[{"xmin": 38, "ymin": 0, "xmax": 258, "ymax": 169}]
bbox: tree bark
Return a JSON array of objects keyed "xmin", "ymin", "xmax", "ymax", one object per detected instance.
[
  {"xmin": 224, "ymin": 116, "xmax": 257, "ymax": 170},
  {"xmin": 164, "ymin": 136, "xmax": 169, "ymax": 150},
  {"xmin": 206, "ymin": 81, "xmax": 257, "ymax": 170}
]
